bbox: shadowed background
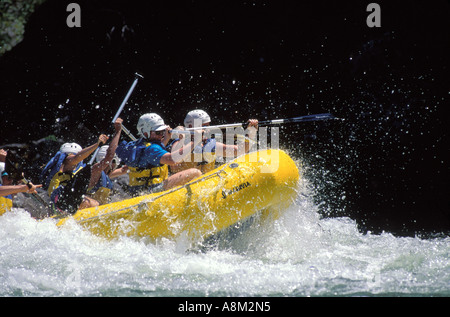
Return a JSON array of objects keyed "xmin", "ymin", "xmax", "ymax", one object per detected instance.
[{"xmin": 1, "ymin": 0, "xmax": 449, "ymax": 236}]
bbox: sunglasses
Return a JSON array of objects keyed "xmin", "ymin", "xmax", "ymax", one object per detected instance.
[{"xmin": 153, "ymin": 130, "xmax": 164, "ymax": 136}]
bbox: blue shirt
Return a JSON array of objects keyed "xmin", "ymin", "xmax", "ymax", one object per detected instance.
[
  {"xmin": 138, "ymin": 142, "xmax": 168, "ymax": 168},
  {"xmin": 116, "ymin": 139, "xmax": 168, "ymax": 169}
]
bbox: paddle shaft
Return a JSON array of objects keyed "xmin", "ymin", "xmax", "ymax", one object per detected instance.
[
  {"xmin": 171, "ymin": 113, "xmax": 336, "ymax": 135},
  {"xmin": 20, "ymin": 178, "xmax": 49, "ymax": 207},
  {"xmin": 121, "ymin": 125, "xmax": 137, "ymax": 141},
  {"xmin": 257, "ymin": 113, "xmax": 336, "ymax": 126},
  {"xmin": 3, "ymin": 152, "xmax": 51, "ymax": 210},
  {"xmin": 89, "ymin": 73, "xmax": 142, "ymax": 165},
  {"xmin": 111, "ymin": 73, "xmax": 143, "ymax": 124},
  {"xmin": 112, "ymin": 73, "xmax": 142, "ymax": 141}
]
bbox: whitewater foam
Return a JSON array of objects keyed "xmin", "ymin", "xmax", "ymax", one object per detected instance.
[{"xmin": 0, "ymin": 188, "xmax": 449, "ymax": 296}]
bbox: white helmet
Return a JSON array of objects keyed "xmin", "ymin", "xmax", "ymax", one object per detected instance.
[
  {"xmin": 184, "ymin": 109, "xmax": 211, "ymax": 127},
  {"xmin": 95, "ymin": 145, "xmax": 121, "ymax": 165},
  {"xmin": 137, "ymin": 113, "xmax": 167, "ymax": 138},
  {"xmin": 60, "ymin": 142, "xmax": 82, "ymax": 155}
]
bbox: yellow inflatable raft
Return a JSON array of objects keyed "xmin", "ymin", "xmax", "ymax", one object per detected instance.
[{"xmin": 56, "ymin": 149, "xmax": 300, "ymax": 241}]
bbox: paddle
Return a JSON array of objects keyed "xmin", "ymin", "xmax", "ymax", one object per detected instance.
[
  {"xmin": 111, "ymin": 73, "xmax": 142, "ymax": 142},
  {"xmin": 88, "ymin": 73, "xmax": 142, "ymax": 165},
  {"xmin": 46, "ymin": 73, "xmax": 143, "ymax": 215},
  {"xmin": 249, "ymin": 112, "xmax": 337, "ymax": 128},
  {"xmin": 4, "ymin": 150, "xmax": 50, "ymax": 210},
  {"xmin": 112, "ymin": 73, "xmax": 144, "ymax": 124},
  {"xmin": 170, "ymin": 113, "xmax": 337, "ymax": 135}
]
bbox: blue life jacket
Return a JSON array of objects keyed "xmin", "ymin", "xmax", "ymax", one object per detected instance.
[
  {"xmin": 165, "ymin": 138, "xmax": 179, "ymax": 153},
  {"xmin": 40, "ymin": 151, "xmax": 85, "ymax": 190},
  {"xmin": 116, "ymin": 138, "xmax": 169, "ymax": 190},
  {"xmin": 115, "ymin": 138, "xmax": 155, "ymax": 168},
  {"xmin": 89, "ymin": 171, "xmax": 114, "ymax": 193},
  {"xmin": 202, "ymin": 138, "xmax": 216, "ymax": 154}
]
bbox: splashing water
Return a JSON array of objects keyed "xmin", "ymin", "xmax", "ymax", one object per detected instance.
[{"xmin": 1, "ymin": 178, "xmax": 448, "ymax": 297}]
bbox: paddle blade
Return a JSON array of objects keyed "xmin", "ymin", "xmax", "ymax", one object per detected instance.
[
  {"xmin": 257, "ymin": 113, "xmax": 338, "ymax": 127},
  {"xmin": 289, "ymin": 113, "xmax": 336, "ymax": 123}
]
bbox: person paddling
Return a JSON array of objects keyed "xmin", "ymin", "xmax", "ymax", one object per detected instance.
[
  {"xmin": 168, "ymin": 109, "xmax": 258, "ymax": 174},
  {"xmin": 79, "ymin": 118, "xmax": 128, "ymax": 209},
  {"xmin": 0, "ymin": 163, "xmax": 41, "ymax": 216},
  {"xmin": 40, "ymin": 134, "xmax": 108, "ymax": 215},
  {"xmin": 115, "ymin": 113, "xmax": 203, "ymax": 197}
]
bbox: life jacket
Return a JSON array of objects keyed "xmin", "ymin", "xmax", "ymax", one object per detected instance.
[
  {"xmin": 165, "ymin": 138, "xmax": 179, "ymax": 153},
  {"xmin": 116, "ymin": 139, "xmax": 169, "ymax": 188},
  {"xmin": 171, "ymin": 138, "xmax": 216, "ymax": 174},
  {"xmin": 0, "ymin": 186, "xmax": 13, "ymax": 216},
  {"xmin": 50, "ymin": 165, "xmax": 92, "ymax": 215},
  {"xmin": 40, "ymin": 151, "xmax": 85, "ymax": 196},
  {"xmin": 87, "ymin": 171, "xmax": 114, "ymax": 205}
]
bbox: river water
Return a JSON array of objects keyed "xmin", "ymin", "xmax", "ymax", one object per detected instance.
[{"xmin": 1, "ymin": 176, "xmax": 449, "ymax": 297}]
